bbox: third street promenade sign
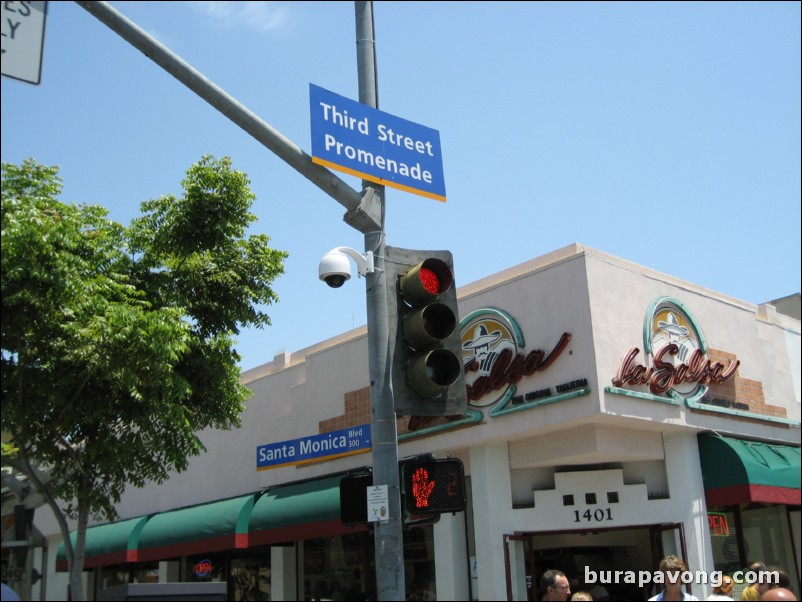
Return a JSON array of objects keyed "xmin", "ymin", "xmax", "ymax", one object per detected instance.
[{"xmin": 310, "ymin": 83, "xmax": 446, "ymax": 202}]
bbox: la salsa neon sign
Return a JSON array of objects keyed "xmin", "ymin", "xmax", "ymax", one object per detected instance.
[
  {"xmin": 613, "ymin": 344, "xmax": 739, "ymax": 396},
  {"xmin": 464, "ymin": 332, "xmax": 571, "ymax": 401},
  {"xmin": 611, "ymin": 297, "xmax": 741, "ymax": 399}
]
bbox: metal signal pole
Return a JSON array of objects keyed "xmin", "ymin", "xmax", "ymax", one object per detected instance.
[{"xmin": 354, "ymin": 3, "xmax": 405, "ymax": 600}]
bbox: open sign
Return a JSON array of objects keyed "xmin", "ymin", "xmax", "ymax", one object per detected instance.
[
  {"xmin": 708, "ymin": 512, "xmax": 730, "ymax": 536},
  {"xmin": 193, "ymin": 559, "xmax": 213, "ymax": 578}
]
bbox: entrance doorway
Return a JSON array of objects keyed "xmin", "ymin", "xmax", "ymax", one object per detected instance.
[{"xmin": 504, "ymin": 523, "xmax": 687, "ymax": 601}]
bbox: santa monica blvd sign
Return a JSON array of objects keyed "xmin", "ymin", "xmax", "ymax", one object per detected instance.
[
  {"xmin": 256, "ymin": 423, "xmax": 372, "ymax": 471},
  {"xmin": 310, "ymin": 83, "xmax": 446, "ymax": 202}
]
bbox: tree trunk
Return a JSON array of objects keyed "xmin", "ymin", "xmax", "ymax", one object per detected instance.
[{"xmin": 68, "ymin": 500, "xmax": 90, "ymax": 601}]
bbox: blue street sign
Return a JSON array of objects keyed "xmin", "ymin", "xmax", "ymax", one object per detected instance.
[
  {"xmin": 256, "ymin": 424, "xmax": 371, "ymax": 471},
  {"xmin": 310, "ymin": 84, "xmax": 446, "ymax": 202}
]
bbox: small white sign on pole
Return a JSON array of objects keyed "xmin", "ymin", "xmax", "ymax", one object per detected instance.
[
  {"xmin": 367, "ymin": 485, "xmax": 389, "ymax": 523},
  {"xmin": 1, "ymin": 1, "xmax": 48, "ymax": 85}
]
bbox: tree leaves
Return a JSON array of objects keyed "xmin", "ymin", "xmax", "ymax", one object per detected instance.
[
  {"xmin": 129, "ymin": 155, "xmax": 287, "ymax": 337},
  {"xmin": 1, "ymin": 156, "xmax": 287, "ymax": 600}
]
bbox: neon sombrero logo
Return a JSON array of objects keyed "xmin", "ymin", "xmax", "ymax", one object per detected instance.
[
  {"xmin": 461, "ymin": 308, "xmax": 522, "ymax": 408},
  {"xmin": 460, "ymin": 307, "xmax": 571, "ymax": 411},
  {"xmin": 612, "ymin": 297, "xmax": 739, "ymax": 400}
]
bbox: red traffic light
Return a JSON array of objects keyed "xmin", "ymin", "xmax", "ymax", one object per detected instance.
[
  {"xmin": 399, "ymin": 257, "xmax": 454, "ymax": 304},
  {"xmin": 418, "ymin": 267, "xmax": 441, "ymax": 295}
]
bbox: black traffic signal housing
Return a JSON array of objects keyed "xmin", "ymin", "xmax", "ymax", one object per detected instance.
[
  {"xmin": 339, "ymin": 472, "xmax": 373, "ymax": 525},
  {"xmin": 384, "ymin": 246, "xmax": 467, "ymax": 416},
  {"xmin": 401, "ymin": 457, "xmax": 466, "ymax": 515}
]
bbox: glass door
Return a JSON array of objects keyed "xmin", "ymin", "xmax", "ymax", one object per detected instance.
[
  {"xmin": 648, "ymin": 523, "xmax": 689, "ymax": 598},
  {"xmin": 504, "ymin": 534, "xmax": 534, "ymax": 601}
]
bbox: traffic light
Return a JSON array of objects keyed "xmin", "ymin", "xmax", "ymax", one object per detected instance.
[
  {"xmin": 402, "ymin": 457, "xmax": 466, "ymax": 515},
  {"xmin": 384, "ymin": 246, "xmax": 467, "ymax": 416},
  {"xmin": 339, "ymin": 472, "xmax": 372, "ymax": 525}
]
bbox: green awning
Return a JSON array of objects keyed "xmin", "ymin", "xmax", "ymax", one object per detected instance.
[
  {"xmin": 249, "ymin": 475, "xmax": 363, "ymax": 546},
  {"xmin": 698, "ymin": 433, "xmax": 801, "ymax": 506},
  {"xmin": 54, "ymin": 477, "xmax": 366, "ymax": 570},
  {"xmin": 56, "ymin": 516, "xmax": 148, "ymax": 572},
  {"xmin": 136, "ymin": 493, "xmax": 256, "ymax": 562}
]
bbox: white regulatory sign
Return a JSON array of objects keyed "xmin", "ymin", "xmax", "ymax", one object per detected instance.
[
  {"xmin": 367, "ymin": 485, "xmax": 389, "ymax": 523},
  {"xmin": 1, "ymin": 1, "xmax": 48, "ymax": 85}
]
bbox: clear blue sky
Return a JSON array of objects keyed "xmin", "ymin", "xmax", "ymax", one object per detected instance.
[{"xmin": 2, "ymin": 1, "xmax": 800, "ymax": 372}]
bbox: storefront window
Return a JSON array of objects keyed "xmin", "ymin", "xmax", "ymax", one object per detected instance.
[
  {"xmin": 709, "ymin": 505, "xmax": 801, "ymax": 600},
  {"xmin": 302, "ymin": 533, "xmax": 372, "ymax": 600},
  {"xmin": 299, "ymin": 527, "xmax": 437, "ymax": 601},
  {"xmin": 98, "ymin": 566, "xmax": 129, "ymax": 590},
  {"xmin": 404, "ymin": 527, "xmax": 436, "ymax": 601},
  {"xmin": 741, "ymin": 505, "xmax": 797, "ymax": 573},
  {"xmin": 709, "ymin": 510, "xmax": 739, "ymax": 573},
  {"xmin": 96, "ymin": 562, "xmax": 158, "ymax": 595},
  {"xmin": 134, "ymin": 566, "xmax": 160, "ymax": 583},
  {"xmin": 231, "ymin": 555, "xmax": 271, "ymax": 601}
]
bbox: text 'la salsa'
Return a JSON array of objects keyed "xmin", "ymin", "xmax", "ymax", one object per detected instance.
[{"xmin": 612, "ymin": 344, "xmax": 739, "ymax": 395}]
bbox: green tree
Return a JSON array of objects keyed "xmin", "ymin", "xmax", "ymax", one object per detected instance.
[{"xmin": 1, "ymin": 156, "xmax": 287, "ymax": 601}]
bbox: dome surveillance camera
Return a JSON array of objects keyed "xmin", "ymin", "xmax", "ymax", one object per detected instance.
[{"xmin": 319, "ymin": 250, "xmax": 352, "ymax": 288}]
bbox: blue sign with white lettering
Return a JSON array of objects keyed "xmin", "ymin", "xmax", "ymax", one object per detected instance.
[
  {"xmin": 256, "ymin": 424, "xmax": 371, "ymax": 471},
  {"xmin": 310, "ymin": 84, "xmax": 446, "ymax": 202}
]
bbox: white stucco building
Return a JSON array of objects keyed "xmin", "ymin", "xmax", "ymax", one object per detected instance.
[{"xmin": 6, "ymin": 243, "xmax": 801, "ymax": 601}]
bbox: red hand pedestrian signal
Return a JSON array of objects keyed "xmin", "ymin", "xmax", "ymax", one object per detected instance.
[
  {"xmin": 411, "ymin": 467, "xmax": 436, "ymax": 509},
  {"xmin": 402, "ymin": 458, "xmax": 466, "ymax": 515}
]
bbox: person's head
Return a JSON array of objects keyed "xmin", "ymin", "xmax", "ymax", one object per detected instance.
[
  {"xmin": 659, "ymin": 555, "xmax": 688, "ymax": 591},
  {"xmin": 571, "ymin": 592, "xmax": 593, "ymax": 601},
  {"xmin": 712, "ymin": 575, "xmax": 734, "ymax": 597},
  {"xmin": 774, "ymin": 569, "xmax": 792, "ymax": 590},
  {"xmin": 540, "ymin": 570, "xmax": 571, "ymax": 601},
  {"xmin": 760, "ymin": 588, "xmax": 799, "ymax": 601},
  {"xmin": 757, "ymin": 567, "xmax": 790, "ymax": 597}
]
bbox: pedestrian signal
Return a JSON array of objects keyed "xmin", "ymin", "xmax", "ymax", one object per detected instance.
[
  {"xmin": 402, "ymin": 458, "xmax": 466, "ymax": 514},
  {"xmin": 339, "ymin": 473, "xmax": 372, "ymax": 525}
]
